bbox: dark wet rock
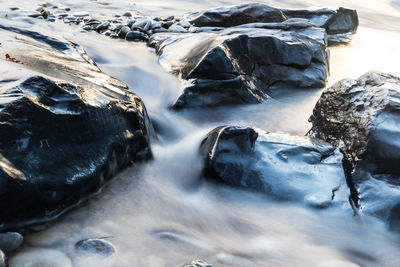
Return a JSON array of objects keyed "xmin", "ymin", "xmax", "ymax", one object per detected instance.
[
  {"xmin": 150, "ymin": 21, "xmax": 329, "ymax": 108},
  {"xmin": 186, "ymin": 3, "xmax": 287, "ymax": 27},
  {"xmin": 96, "ymin": 21, "xmax": 110, "ymax": 32},
  {"xmin": 0, "ymin": 25, "xmax": 153, "ymax": 230},
  {"xmin": 282, "ymin": 7, "xmax": 358, "ymax": 35},
  {"xmin": 132, "ymin": 17, "xmax": 152, "ymax": 32},
  {"xmin": 164, "ymin": 16, "xmax": 175, "ymax": 21},
  {"xmin": 126, "ymin": 30, "xmax": 149, "ymax": 42},
  {"xmin": 183, "ymin": 260, "xmax": 212, "ymax": 267},
  {"xmin": 308, "ymin": 71, "xmax": 400, "ymax": 226},
  {"xmin": 0, "ymin": 232, "xmax": 23, "ymax": 254},
  {"xmin": 185, "ymin": 4, "xmax": 358, "ymax": 45},
  {"xmin": 118, "ymin": 26, "xmax": 131, "ymax": 38},
  {"xmin": 282, "ymin": 7, "xmax": 359, "ymax": 45},
  {"xmin": 82, "ymin": 25, "xmax": 92, "ymax": 31},
  {"xmin": 28, "ymin": 13, "xmax": 42, "ymax": 18},
  {"xmin": 75, "ymin": 239, "xmax": 116, "ymax": 257},
  {"xmin": 85, "ymin": 19, "xmax": 101, "ymax": 27},
  {"xmin": 123, "ymin": 12, "xmax": 132, "ymax": 17},
  {"xmin": 200, "ymin": 126, "xmax": 348, "ymax": 208},
  {"xmin": 162, "ymin": 21, "xmax": 174, "ymax": 29}
]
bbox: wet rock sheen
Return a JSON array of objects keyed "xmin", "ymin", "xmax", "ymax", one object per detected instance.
[
  {"xmin": 151, "ymin": 20, "xmax": 329, "ymax": 108},
  {"xmin": 308, "ymin": 71, "xmax": 400, "ymax": 227},
  {"xmin": 200, "ymin": 126, "xmax": 348, "ymax": 208},
  {"xmin": 0, "ymin": 25, "xmax": 153, "ymax": 230}
]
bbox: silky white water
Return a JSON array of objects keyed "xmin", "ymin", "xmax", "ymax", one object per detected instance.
[{"xmin": 1, "ymin": 0, "xmax": 400, "ymax": 266}]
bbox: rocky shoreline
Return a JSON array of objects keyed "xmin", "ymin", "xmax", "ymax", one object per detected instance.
[{"xmin": 1, "ymin": 2, "xmax": 400, "ymax": 266}]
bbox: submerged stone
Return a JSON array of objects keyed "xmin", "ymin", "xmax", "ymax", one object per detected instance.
[
  {"xmin": 308, "ymin": 71, "xmax": 400, "ymax": 227},
  {"xmin": 0, "ymin": 24, "xmax": 153, "ymax": 230},
  {"xmin": 200, "ymin": 126, "xmax": 348, "ymax": 208},
  {"xmin": 0, "ymin": 232, "xmax": 23, "ymax": 254}
]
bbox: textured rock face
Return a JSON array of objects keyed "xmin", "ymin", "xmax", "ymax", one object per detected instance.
[
  {"xmin": 0, "ymin": 24, "xmax": 153, "ymax": 229},
  {"xmin": 282, "ymin": 7, "xmax": 359, "ymax": 44},
  {"xmin": 186, "ymin": 3, "xmax": 287, "ymax": 27},
  {"xmin": 150, "ymin": 21, "xmax": 329, "ymax": 108},
  {"xmin": 185, "ymin": 3, "xmax": 358, "ymax": 43},
  {"xmin": 308, "ymin": 72, "xmax": 400, "ymax": 227},
  {"xmin": 200, "ymin": 126, "xmax": 348, "ymax": 208}
]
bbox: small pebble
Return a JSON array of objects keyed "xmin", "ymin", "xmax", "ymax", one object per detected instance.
[
  {"xmin": 151, "ymin": 21, "xmax": 162, "ymax": 29},
  {"xmin": 75, "ymin": 238, "xmax": 116, "ymax": 257},
  {"xmin": 126, "ymin": 31, "xmax": 148, "ymax": 42},
  {"xmin": 126, "ymin": 19, "xmax": 137, "ymax": 27},
  {"xmin": 162, "ymin": 21, "xmax": 174, "ymax": 29},
  {"xmin": 123, "ymin": 12, "xmax": 132, "ymax": 17},
  {"xmin": 178, "ymin": 20, "xmax": 191, "ymax": 28},
  {"xmin": 0, "ymin": 232, "xmax": 23, "ymax": 254},
  {"xmin": 169, "ymin": 24, "xmax": 188, "ymax": 33},
  {"xmin": 184, "ymin": 260, "xmax": 212, "ymax": 267},
  {"xmin": 118, "ymin": 26, "xmax": 130, "ymax": 39},
  {"xmin": 132, "ymin": 17, "xmax": 152, "ymax": 31},
  {"xmin": 164, "ymin": 16, "xmax": 174, "ymax": 21},
  {"xmin": 96, "ymin": 21, "xmax": 110, "ymax": 32}
]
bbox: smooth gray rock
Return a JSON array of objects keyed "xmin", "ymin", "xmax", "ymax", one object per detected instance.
[
  {"xmin": 118, "ymin": 26, "xmax": 130, "ymax": 38},
  {"xmin": 96, "ymin": 21, "xmax": 110, "ymax": 32},
  {"xmin": 75, "ymin": 239, "xmax": 116, "ymax": 257},
  {"xmin": 132, "ymin": 17, "xmax": 152, "ymax": 31},
  {"xmin": 126, "ymin": 30, "xmax": 148, "ymax": 42},
  {"xmin": 201, "ymin": 126, "xmax": 349, "ymax": 208},
  {"xmin": 308, "ymin": 71, "xmax": 400, "ymax": 227},
  {"xmin": 0, "ymin": 232, "xmax": 23, "ymax": 253},
  {"xmin": 150, "ymin": 20, "xmax": 329, "ymax": 108}
]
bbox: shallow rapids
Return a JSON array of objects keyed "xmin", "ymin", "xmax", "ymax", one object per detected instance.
[{"xmin": 1, "ymin": 0, "xmax": 400, "ymax": 266}]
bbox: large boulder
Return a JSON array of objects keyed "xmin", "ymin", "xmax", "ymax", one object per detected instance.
[
  {"xmin": 0, "ymin": 23, "xmax": 153, "ymax": 230},
  {"xmin": 185, "ymin": 3, "xmax": 358, "ymax": 44},
  {"xmin": 186, "ymin": 3, "xmax": 287, "ymax": 27},
  {"xmin": 150, "ymin": 20, "xmax": 329, "ymax": 108},
  {"xmin": 282, "ymin": 7, "xmax": 359, "ymax": 44},
  {"xmin": 308, "ymin": 71, "xmax": 400, "ymax": 228},
  {"xmin": 200, "ymin": 126, "xmax": 349, "ymax": 208}
]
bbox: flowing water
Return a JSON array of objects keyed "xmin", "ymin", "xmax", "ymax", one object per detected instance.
[{"xmin": 1, "ymin": 0, "xmax": 400, "ymax": 266}]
